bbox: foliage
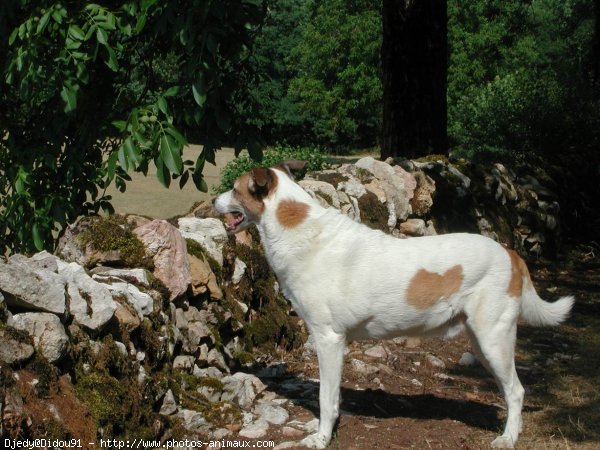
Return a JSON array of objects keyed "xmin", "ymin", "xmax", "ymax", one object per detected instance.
[
  {"xmin": 214, "ymin": 143, "xmax": 328, "ymax": 193},
  {"xmin": 246, "ymin": 0, "xmax": 311, "ymax": 145},
  {"xmin": 0, "ymin": 0, "xmax": 266, "ymax": 254},
  {"xmin": 287, "ymin": 0, "xmax": 382, "ymax": 147},
  {"xmin": 448, "ymin": 0, "xmax": 599, "ymax": 158}
]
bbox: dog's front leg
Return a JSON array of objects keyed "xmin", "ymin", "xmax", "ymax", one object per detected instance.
[{"xmin": 301, "ymin": 331, "xmax": 346, "ymax": 449}]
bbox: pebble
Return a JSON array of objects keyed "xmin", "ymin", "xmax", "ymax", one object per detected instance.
[
  {"xmin": 459, "ymin": 351, "xmax": 478, "ymax": 367},
  {"xmin": 239, "ymin": 419, "xmax": 269, "ymax": 439}
]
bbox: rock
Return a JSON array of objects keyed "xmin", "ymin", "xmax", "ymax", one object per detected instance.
[
  {"xmin": 178, "ymin": 217, "xmax": 228, "ymax": 267},
  {"xmin": 113, "ymin": 301, "xmax": 141, "ymax": 331},
  {"xmin": 404, "ymin": 337, "xmax": 421, "ymax": 348},
  {"xmin": 0, "ymin": 259, "xmax": 66, "ymax": 315},
  {"xmin": 211, "ymin": 428, "xmax": 232, "ymax": 440},
  {"xmin": 282, "ymin": 426, "xmax": 304, "ymax": 438},
  {"xmin": 207, "ymin": 348, "xmax": 229, "ymax": 372},
  {"xmin": 338, "ymin": 176, "xmax": 367, "ymax": 198},
  {"xmin": 253, "ymin": 403, "xmax": 289, "ymax": 425},
  {"xmin": 239, "ymin": 419, "xmax": 269, "ymax": 439},
  {"xmin": 159, "ymin": 389, "xmax": 178, "ymax": 416},
  {"xmin": 298, "ymin": 180, "xmax": 340, "ymax": 209},
  {"xmin": 59, "ymin": 262, "xmax": 116, "ymax": 331},
  {"xmin": 356, "ymin": 157, "xmax": 414, "ymax": 223},
  {"xmin": 410, "ymin": 171, "xmax": 436, "ymax": 216},
  {"xmin": 173, "ymin": 355, "xmax": 195, "ymax": 371},
  {"xmin": 364, "ymin": 344, "xmax": 388, "ymax": 359},
  {"xmin": 177, "ymin": 409, "xmax": 212, "ymax": 434},
  {"xmin": 188, "ymin": 254, "xmax": 222, "ymax": 299},
  {"xmin": 91, "ymin": 267, "xmax": 151, "ymax": 287},
  {"xmin": 459, "ymin": 352, "xmax": 479, "ymax": 367},
  {"xmin": 0, "ymin": 328, "xmax": 34, "ymax": 364},
  {"xmin": 183, "ymin": 320, "xmax": 213, "ymax": 353},
  {"xmin": 234, "ymin": 230, "xmax": 253, "ymax": 247},
  {"xmin": 101, "ymin": 281, "xmax": 154, "ymax": 319},
  {"xmin": 350, "ymin": 359, "xmax": 379, "ymax": 378},
  {"xmin": 194, "ymin": 365, "xmax": 224, "ymax": 380},
  {"xmin": 221, "ymin": 372, "xmax": 267, "ymax": 409},
  {"xmin": 9, "ymin": 313, "xmax": 69, "ymax": 363},
  {"xmin": 426, "ymin": 354, "xmax": 446, "ymax": 369},
  {"xmin": 231, "ymin": 258, "xmax": 247, "ymax": 284},
  {"xmin": 134, "ymin": 219, "xmax": 191, "ymax": 300},
  {"xmin": 188, "ymin": 200, "xmax": 218, "ymax": 218},
  {"xmin": 399, "ymin": 219, "xmax": 427, "ymax": 237},
  {"xmin": 29, "ymin": 251, "xmax": 60, "ymax": 272}
]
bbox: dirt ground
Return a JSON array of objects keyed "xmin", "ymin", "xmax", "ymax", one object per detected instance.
[
  {"xmin": 105, "ymin": 145, "xmax": 236, "ymax": 219},
  {"xmin": 255, "ymin": 244, "xmax": 600, "ymax": 450}
]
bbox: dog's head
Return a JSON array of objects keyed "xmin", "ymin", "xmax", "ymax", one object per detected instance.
[{"xmin": 214, "ymin": 160, "xmax": 308, "ymax": 233}]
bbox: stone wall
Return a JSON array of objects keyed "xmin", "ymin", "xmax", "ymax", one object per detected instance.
[{"xmin": 0, "ymin": 156, "xmax": 562, "ymax": 442}]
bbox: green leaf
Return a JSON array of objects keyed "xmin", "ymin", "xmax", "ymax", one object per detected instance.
[
  {"xmin": 164, "ymin": 86, "xmax": 179, "ymax": 97},
  {"xmin": 157, "ymin": 96, "xmax": 168, "ymax": 115},
  {"xmin": 36, "ymin": 12, "xmax": 50, "ymax": 34},
  {"xmin": 192, "ymin": 170, "xmax": 208, "ymax": 192},
  {"xmin": 105, "ymin": 46, "xmax": 118, "ymax": 71},
  {"xmin": 192, "ymin": 77, "xmax": 207, "ymax": 107},
  {"xmin": 155, "ymin": 156, "xmax": 171, "ymax": 188},
  {"xmin": 60, "ymin": 85, "xmax": 77, "ymax": 112},
  {"xmin": 8, "ymin": 28, "xmax": 18, "ymax": 45},
  {"xmin": 164, "ymin": 126, "xmax": 188, "ymax": 147},
  {"xmin": 203, "ymin": 142, "xmax": 216, "ymax": 164},
  {"xmin": 32, "ymin": 223, "xmax": 43, "ymax": 251},
  {"xmin": 96, "ymin": 27, "xmax": 108, "ymax": 45},
  {"xmin": 215, "ymin": 108, "xmax": 231, "ymax": 131},
  {"xmin": 124, "ymin": 138, "xmax": 142, "ymax": 169},
  {"xmin": 159, "ymin": 135, "xmax": 183, "ymax": 174},
  {"xmin": 112, "ymin": 120, "xmax": 127, "ymax": 131},
  {"xmin": 179, "ymin": 169, "xmax": 190, "ymax": 188},
  {"xmin": 68, "ymin": 25, "xmax": 85, "ymax": 41},
  {"xmin": 106, "ymin": 152, "xmax": 118, "ymax": 182},
  {"xmin": 117, "ymin": 146, "xmax": 129, "ymax": 171}
]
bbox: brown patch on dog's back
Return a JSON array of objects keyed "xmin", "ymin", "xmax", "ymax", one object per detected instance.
[
  {"xmin": 276, "ymin": 200, "xmax": 310, "ymax": 229},
  {"xmin": 406, "ymin": 265, "xmax": 464, "ymax": 310},
  {"xmin": 506, "ymin": 249, "xmax": 531, "ymax": 297}
]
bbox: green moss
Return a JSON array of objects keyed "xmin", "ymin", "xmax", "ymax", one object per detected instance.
[
  {"xmin": 79, "ymin": 215, "xmax": 152, "ymax": 269},
  {"xmin": 199, "ymin": 376, "xmax": 224, "ymax": 391},
  {"xmin": 139, "ymin": 318, "xmax": 163, "ymax": 367},
  {"xmin": 233, "ymin": 351, "xmax": 255, "ymax": 366},
  {"xmin": 93, "ymin": 334, "xmax": 131, "ymax": 377},
  {"xmin": 312, "ymin": 172, "xmax": 350, "ymax": 187},
  {"xmin": 202, "ymin": 401, "xmax": 242, "ymax": 428},
  {"xmin": 354, "ymin": 167, "xmax": 374, "ymax": 182},
  {"xmin": 75, "ymin": 372, "xmax": 125, "ymax": 427},
  {"xmin": 317, "ymin": 192, "xmax": 334, "ymax": 206},
  {"xmin": 357, "ymin": 191, "xmax": 389, "ymax": 231},
  {"xmin": 245, "ymin": 296, "xmax": 305, "ymax": 351},
  {"xmin": 27, "ymin": 353, "xmax": 58, "ymax": 397}
]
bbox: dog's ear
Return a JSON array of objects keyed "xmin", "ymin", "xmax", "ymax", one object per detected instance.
[
  {"xmin": 248, "ymin": 167, "xmax": 274, "ymax": 197},
  {"xmin": 276, "ymin": 159, "xmax": 308, "ymax": 179}
]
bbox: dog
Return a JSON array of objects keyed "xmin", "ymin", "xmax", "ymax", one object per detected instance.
[{"xmin": 214, "ymin": 160, "xmax": 574, "ymax": 449}]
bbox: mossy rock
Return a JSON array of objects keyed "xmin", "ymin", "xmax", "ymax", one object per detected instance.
[
  {"xmin": 357, "ymin": 191, "xmax": 389, "ymax": 232},
  {"xmin": 311, "ymin": 172, "xmax": 350, "ymax": 188},
  {"xmin": 79, "ymin": 215, "xmax": 152, "ymax": 269}
]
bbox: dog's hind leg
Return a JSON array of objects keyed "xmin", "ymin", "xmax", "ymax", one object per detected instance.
[
  {"xmin": 466, "ymin": 302, "xmax": 524, "ymax": 449},
  {"xmin": 300, "ymin": 330, "xmax": 346, "ymax": 449}
]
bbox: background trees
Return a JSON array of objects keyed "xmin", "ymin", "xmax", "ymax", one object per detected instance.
[{"xmin": 1, "ymin": 0, "xmax": 599, "ymax": 254}]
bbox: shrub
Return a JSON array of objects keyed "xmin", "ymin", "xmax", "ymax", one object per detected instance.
[{"xmin": 214, "ymin": 144, "xmax": 328, "ymax": 193}]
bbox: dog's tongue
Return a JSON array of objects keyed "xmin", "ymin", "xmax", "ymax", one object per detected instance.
[{"xmin": 223, "ymin": 212, "xmax": 243, "ymax": 230}]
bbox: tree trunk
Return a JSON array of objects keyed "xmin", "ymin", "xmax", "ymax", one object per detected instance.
[{"xmin": 381, "ymin": 0, "xmax": 448, "ymax": 159}]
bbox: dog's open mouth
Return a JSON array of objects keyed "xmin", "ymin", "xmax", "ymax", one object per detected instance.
[{"xmin": 223, "ymin": 212, "xmax": 245, "ymax": 232}]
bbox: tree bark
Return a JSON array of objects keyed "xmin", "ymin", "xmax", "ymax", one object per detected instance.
[{"xmin": 381, "ymin": 0, "xmax": 448, "ymax": 159}]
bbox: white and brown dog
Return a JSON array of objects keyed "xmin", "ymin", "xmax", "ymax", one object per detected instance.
[{"xmin": 214, "ymin": 160, "xmax": 574, "ymax": 449}]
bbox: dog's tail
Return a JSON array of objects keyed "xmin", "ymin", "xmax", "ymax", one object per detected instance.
[{"xmin": 520, "ymin": 286, "xmax": 574, "ymax": 327}]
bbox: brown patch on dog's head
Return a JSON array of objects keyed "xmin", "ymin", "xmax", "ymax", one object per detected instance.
[
  {"xmin": 276, "ymin": 200, "xmax": 310, "ymax": 229},
  {"xmin": 232, "ymin": 168, "xmax": 278, "ymax": 220},
  {"xmin": 406, "ymin": 265, "xmax": 464, "ymax": 310},
  {"xmin": 506, "ymin": 249, "xmax": 531, "ymax": 297}
]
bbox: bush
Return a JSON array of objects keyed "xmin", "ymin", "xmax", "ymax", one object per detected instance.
[{"xmin": 214, "ymin": 144, "xmax": 328, "ymax": 193}]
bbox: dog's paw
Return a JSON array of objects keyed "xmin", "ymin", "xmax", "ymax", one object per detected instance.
[
  {"xmin": 491, "ymin": 435, "xmax": 515, "ymax": 449},
  {"xmin": 300, "ymin": 433, "xmax": 328, "ymax": 449}
]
